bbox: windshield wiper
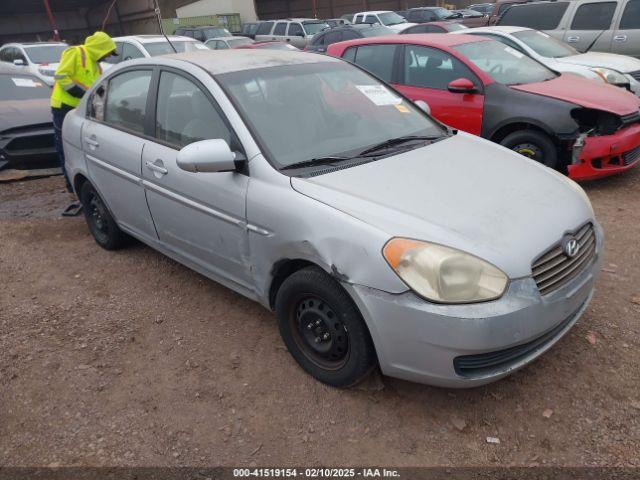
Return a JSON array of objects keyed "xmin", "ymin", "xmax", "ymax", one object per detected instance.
[
  {"xmin": 281, "ymin": 156, "xmax": 352, "ymax": 170},
  {"xmin": 358, "ymin": 135, "xmax": 442, "ymax": 157}
]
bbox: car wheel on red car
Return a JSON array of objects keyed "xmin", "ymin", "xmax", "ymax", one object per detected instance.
[{"xmin": 500, "ymin": 130, "xmax": 558, "ymax": 169}]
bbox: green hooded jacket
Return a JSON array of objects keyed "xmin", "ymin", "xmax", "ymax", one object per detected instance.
[{"xmin": 51, "ymin": 31, "xmax": 116, "ymax": 109}]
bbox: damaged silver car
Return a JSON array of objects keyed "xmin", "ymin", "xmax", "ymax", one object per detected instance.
[{"xmin": 62, "ymin": 50, "xmax": 602, "ymax": 388}]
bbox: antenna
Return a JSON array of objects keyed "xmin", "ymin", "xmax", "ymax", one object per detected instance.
[{"xmin": 153, "ymin": 0, "xmax": 177, "ymax": 53}]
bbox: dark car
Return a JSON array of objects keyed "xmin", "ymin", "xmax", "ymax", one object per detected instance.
[
  {"xmin": 400, "ymin": 21, "xmax": 469, "ymax": 34},
  {"xmin": 174, "ymin": 26, "xmax": 231, "ymax": 42},
  {"xmin": 239, "ymin": 21, "xmax": 263, "ymax": 39},
  {"xmin": 307, "ymin": 24, "xmax": 395, "ymax": 53},
  {"xmin": 0, "ymin": 64, "xmax": 57, "ymax": 171},
  {"xmin": 405, "ymin": 7, "xmax": 461, "ymax": 23}
]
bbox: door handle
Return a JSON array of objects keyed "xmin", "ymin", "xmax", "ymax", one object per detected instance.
[
  {"xmin": 614, "ymin": 35, "xmax": 628, "ymax": 42},
  {"xmin": 567, "ymin": 36, "xmax": 580, "ymax": 43},
  {"xmin": 145, "ymin": 160, "xmax": 168, "ymax": 175},
  {"xmin": 84, "ymin": 136, "xmax": 99, "ymax": 148}
]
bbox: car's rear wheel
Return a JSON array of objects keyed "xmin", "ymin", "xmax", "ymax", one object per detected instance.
[
  {"xmin": 500, "ymin": 130, "xmax": 558, "ymax": 169},
  {"xmin": 275, "ymin": 267, "xmax": 377, "ymax": 388},
  {"xmin": 80, "ymin": 182, "xmax": 130, "ymax": 250}
]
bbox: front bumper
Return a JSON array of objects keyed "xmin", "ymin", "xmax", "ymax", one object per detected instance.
[
  {"xmin": 569, "ymin": 123, "xmax": 640, "ymax": 181},
  {"xmin": 0, "ymin": 126, "xmax": 57, "ymax": 171},
  {"xmin": 345, "ymin": 224, "xmax": 603, "ymax": 388}
]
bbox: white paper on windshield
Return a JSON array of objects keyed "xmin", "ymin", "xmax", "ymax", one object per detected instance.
[
  {"xmin": 504, "ymin": 46, "xmax": 524, "ymax": 58},
  {"xmin": 12, "ymin": 77, "xmax": 41, "ymax": 87},
  {"xmin": 356, "ymin": 85, "xmax": 402, "ymax": 106},
  {"xmin": 194, "ymin": 43, "xmax": 208, "ymax": 49}
]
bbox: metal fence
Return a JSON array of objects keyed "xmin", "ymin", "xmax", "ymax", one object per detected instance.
[{"xmin": 162, "ymin": 14, "xmax": 242, "ymax": 35}]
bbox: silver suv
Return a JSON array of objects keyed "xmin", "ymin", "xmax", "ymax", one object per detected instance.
[
  {"xmin": 498, "ymin": 0, "xmax": 640, "ymax": 59},
  {"xmin": 254, "ymin": 18, "xmax": 329, "ymax": 48}
]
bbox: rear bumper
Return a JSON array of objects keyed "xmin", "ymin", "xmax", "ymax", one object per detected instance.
[
  {"xmin": 569, "ymin": 123, "xmax": 640, "ymax": 181},
  {"xmin": 0, "ymin": 126, "xmax": 57, "ymax": 171}
]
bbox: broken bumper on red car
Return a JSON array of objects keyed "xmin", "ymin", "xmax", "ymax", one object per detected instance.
[{"xmin": 569, "ymin": 123, "xmax": 640, "ymax": 181}]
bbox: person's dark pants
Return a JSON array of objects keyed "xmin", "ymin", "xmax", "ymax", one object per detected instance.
[{"xmin": 52, "ymin": 105, "xmax": 74, "ymax": 193}]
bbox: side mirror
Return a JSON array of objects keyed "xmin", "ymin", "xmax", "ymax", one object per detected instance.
[
  {"xmin": 177, "ymin": 139, "xmax": 237, "ymax": 173},
  {"xmin": 297, "ymin": 32, "xmax": 306, "ymax": 37},
  {"xmin": 13, "ymin": 59, "xmax": 26, "ymax": 66},
  {"xmin": 447, "ymin": 78, "xmax": 477, "ymax": 94},
  {"xmin": 414, "ymin": 100, "xmax": 431, "ymax": 115}
]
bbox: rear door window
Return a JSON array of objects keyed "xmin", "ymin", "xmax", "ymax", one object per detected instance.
[
  {"xmin": 498, "ymin": 2, "xmax": 569, "ymax": 29},
  {"xmin": 273, "ymin": 22, "xmax": 287, "ymax": 35},
  {"xmin": 350, "ymin": 44, "xmax": 397, "ymax": 82},
  {"xmin": 620, "ymin": 0, "xmax": 640, "ymax": 29},
  {"xmin": 104, "ymin": 70, "xmax": 152, "ymax": 134},
  {"xmin": 571, "ymin": 2, "xmax": 617, "ymax": 30}
]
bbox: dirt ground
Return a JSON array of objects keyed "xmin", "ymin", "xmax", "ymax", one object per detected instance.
[{"xmin": 1, "ymin": 171, "xmax": 639, "ymax": 468}]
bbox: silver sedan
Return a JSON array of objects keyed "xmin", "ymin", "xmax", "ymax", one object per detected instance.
[{"xmin": 62, "ymin": 50, "xmax": 602, "ymax": 388}]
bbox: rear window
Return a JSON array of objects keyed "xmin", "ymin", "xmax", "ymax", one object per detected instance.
[
  {"xmin": 0, "ymin": 74, "xmax": 50, "ymax": 101},
  {"xmin": 256, "ymin": 22, "xmax": 274, "ymax": 35},
  {"xmin": 498, "ymin": 2, "xmax": 569, "ymax": 29},
  {"xmin": 571, "ymin": 2, "xmax": 616, "ymax": 30}
]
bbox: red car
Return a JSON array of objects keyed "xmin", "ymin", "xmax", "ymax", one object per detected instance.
[{"xmin": 328, "ymin": 34, "xmax": 640, "ymax": 181}]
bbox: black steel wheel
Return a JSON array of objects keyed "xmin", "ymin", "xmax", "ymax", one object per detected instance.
[
  {"xmin": 80, "ymin": 182, "xmax": 130, "ymax": 250},
  {"xmin": 500, "ymin": 130, "xmax": 558, "ymax": 169},
  {"xmin": 275, "ymin": 267, "xmax": 377, "ymax": 388}
]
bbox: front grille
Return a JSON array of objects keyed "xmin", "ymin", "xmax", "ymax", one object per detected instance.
[
  {"xmin": 621, "ymin": 111, "xmax": 640, "ymax": 127},
  {"xmin": 532, "ymin": 223, "xmax": 596, "ymax": 296},
  {"xmin": 623, "ymin": 144, "xmax": 640, "ymax": 166},
  {"xmin": 453, "ymin": 301, "xmax": 585, "ymax": 377},
  {"xmin": 629, "ymin": 70, "xmax": 640, "ymax": 82}
]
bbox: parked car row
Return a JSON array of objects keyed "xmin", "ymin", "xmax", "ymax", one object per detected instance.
[{"xmin": 61, "ymin": 48, "xmax": 605, "ymax": 389}]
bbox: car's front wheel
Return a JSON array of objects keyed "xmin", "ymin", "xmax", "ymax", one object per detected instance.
[
  {"xmin": 500, "ymin": 130, "xmax": 558, "ymax": 169},
  {"xmin": 275, "ymin": 267, "xmax": 377, "ymax": 388},
  {"xmin": 80, "ymin": 182, "xmax": 130, "ymax": 250}
]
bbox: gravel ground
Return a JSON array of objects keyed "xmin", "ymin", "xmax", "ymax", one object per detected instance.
[{"xmin": 1, "ymin": 172, "xmax": 639, "ymax": 468}]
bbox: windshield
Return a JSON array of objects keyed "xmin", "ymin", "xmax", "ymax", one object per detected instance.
[
  {"xmin": 227, "ymin": 38, "xmax": 254, "ymax": 48},
  {"xmin": 433, "ymin": 7, "xmax": 455, "ymax": 19},
  {"xmin": 447, "ymin": 23, "xmax": 468, "ymax": 31},
  {"xmin": 144, "ymin": 40, "xmax": 208, "ymax": 56},
  {"xmin": 0, "ymin": 74, "xmax": 50, "ymax": 101},
  {"xmin": 303, "ymin": 22, "xmax": 330, "ymax": 34},
  {"xmin": 23, "ymin": 44, "xmax": 68, "ymax": 64},
  {"xmin": 204, "ymin": 27, "xmax": 231, "ymax": 37},
  {"xmin": 218, "ymin": 62, "xmax": 444, "ymax": 169},
  {"xmin": 378, "ymin": 12, "xmax": 407, "ymax": 26},
  {"xmin": 513, "ymin": 30, "xmax": 578, "ymax": 58},
  {"xmin": 455, "ymin": 39, "xmax": 557, "ymax": 85},
  {"xmin": 361, "ymin": 26, "xmax": 396, "ymax": 36}
]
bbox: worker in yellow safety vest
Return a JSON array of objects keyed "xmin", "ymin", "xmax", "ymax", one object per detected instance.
[{"xmin": 51, "ymin": 31, "xmax": 117, "ymax": 194}]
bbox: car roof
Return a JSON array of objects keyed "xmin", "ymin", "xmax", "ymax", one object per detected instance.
[
  {"xmin": 160, "ymin": 49, "xmax": 341, "ymax": 75},
  {"xmin": 2, "ymin": 42, "xmax": 67, "ymax": 48},
  {"xmin": 470, "ymin": 26, "xmax": 530, "ymax": 34},
  {"xmin": 113, "ymin": 35, "xmax": 196, "ymax": 43},
  {"xmin": 208, "ymin": 36, "xmax": 248, "ymax": 41},
  {"xmin": 408, "ymin": 6, "xmax": 446, "ymax": 10},
  {"xmin": 355, "ymin": 10, "xmax": 393, "ymax": 14},
  {"xmin": 339, "ymin": 33, "xmax": 489, "ymax": 48}
]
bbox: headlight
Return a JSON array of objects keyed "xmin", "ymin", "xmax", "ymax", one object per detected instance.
[
  {"xmin": 590, "ymin": 67, "xmax": 629, "ymax": 86},
  {"xmin": 383, "ymin": 238, "xmax": 508, "ymax": 303}
]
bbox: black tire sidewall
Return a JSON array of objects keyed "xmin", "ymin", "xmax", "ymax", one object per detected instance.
[
  {"xmin": 80, "ymin": 182, "xmax": 127, "ymax": 250},
  {"xmin": 275, "ymin": 267, "xmax": 377, "ymax": 388},
  {"xmin": 501, "ymin": 130, "xmax": 558, "ymax": 169}
]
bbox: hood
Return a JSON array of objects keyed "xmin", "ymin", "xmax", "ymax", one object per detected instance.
[
  {"xmin": 291, "ymin": 133, "xmax": 594, "ymax": 279},
  {"xmin": 512, "ymin": 74, "xmax": 640, "ymax": 116},
  {"xmin": 557, "ymin": 52, "xmax": 640, "ymax": 74},
  {"xmin": 83, "ymin": 31, "xmax": 117, "ymax": 62},
  {"xmin": 0, "ymin": 99, "xmax": 52, "ymax": 132},
  {"xmin": 389, "ymin": 22, "xmax": 416, "ymax": 31}
]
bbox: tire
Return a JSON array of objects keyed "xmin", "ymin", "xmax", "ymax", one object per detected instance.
[
  {"xmin": 275, "ymin": 267, "xmax": 377, "ymax": 388},
  {"xmin": 500, "ymin": 130, "xmax": 558, "ymax": 169},
  {"xmin": 80, "ymin": 182, "xmax": 130, "ymax": 250}
]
